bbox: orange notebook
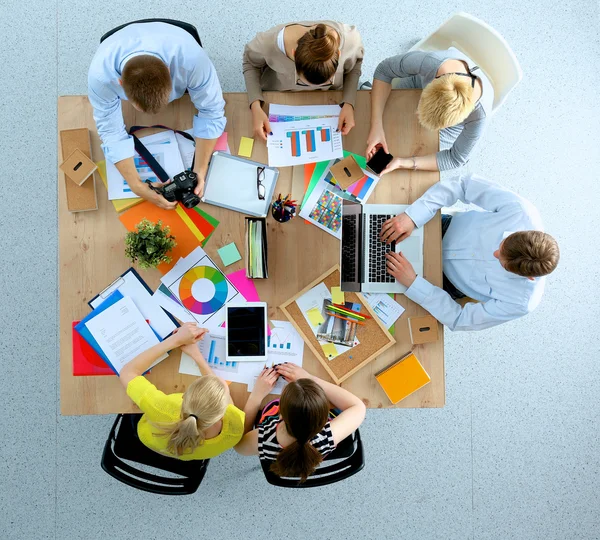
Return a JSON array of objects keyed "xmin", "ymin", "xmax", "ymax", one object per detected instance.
[{"xmin": 375, "ymin": 351, "xmax": 431, "ymax": 404}]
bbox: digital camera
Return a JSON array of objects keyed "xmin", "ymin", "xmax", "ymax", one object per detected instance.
[{"xmin": 161, "ymin": 171, "xmax": 200, "ymax": 209}]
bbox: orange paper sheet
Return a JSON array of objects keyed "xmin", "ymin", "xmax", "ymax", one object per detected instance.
[{"xmin": 119, "ymin": 201, "xmax": 201, "ymax": 274}]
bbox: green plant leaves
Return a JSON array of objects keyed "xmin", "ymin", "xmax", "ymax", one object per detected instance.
[{"xmin": 124, "ymin": 218, "xmax": 176, "ymax": 269}]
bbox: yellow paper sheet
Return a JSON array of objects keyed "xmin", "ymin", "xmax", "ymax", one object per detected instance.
[
  {"xmin": 331, "ymin": 286, "xmax": 345, "ymax": 305},
  {"xmin": 321, "ymin": 342, "xmax": 338, "ymax": 359},
  {"xmin": 238, "ymin": 136, "xmax": 254, "ymax": 158},
  {"xmin": 96, "ymin": 161, "xmax": 142, "ymax": 212},
  {"xmin": 306, "ymin": 307, "xmax": 325, "ymax": 326}
]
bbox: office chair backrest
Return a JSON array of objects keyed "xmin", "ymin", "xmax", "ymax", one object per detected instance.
[
  {"xmin": 410, "ymin": 12, "xmax": 522, "ymax": 112},
  {"xmin": 100, "ymin": 19, "xmax": 202, "ymax": 47},
  {"xmin": 260, "ymin": 428, "xmax": 365, "ymax": 488},
  {"xmin": 101, "ymin": 414, "xmax": 209, "ymax": 495}
]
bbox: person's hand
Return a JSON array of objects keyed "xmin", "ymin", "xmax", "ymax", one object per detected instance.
[
  {"xmin": 251, "ymin": 367, "xmax": 279, "ymax": 400},
  {"xmin": 380, "ymin": 212, "xmax": 416, "ymax": 244},
  {"xmin": 148, "ymin": 180, "xmax": 177, "ymax": 210},
  {"xmin": 337, "ymin": 103, "xmax": 355, "ymax": 135},
  {"xmin": 193, "ymin": 169, "xmax": 206, "ymax": 197},
  {"xmin": 172, "ymin": 323, "xmax": 207, "ymax": 347},
  {"xmin": 380, "ymin": 157, "xmax": 413, "ymax": 176},
  {"xmin": 365, "ymin": 125, "xmax": 389, "ymax": 161},
  {"xmin": 251, "ymin": 101, "xmax": 272, "ymax": 142},
  {"xmin": 386, "ymin": 251, "xmax": 417, "ymax": 288},
  {"xmin": 274, "ymin": 363, "xmax": 311, "ymax": 383}
]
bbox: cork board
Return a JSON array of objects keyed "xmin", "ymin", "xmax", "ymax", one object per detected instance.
[
  {"xmin": 280, "ymin": 265, "xmax": 396, "ymax": 384},
  {"xmin": 59, "ymin": 128, "xmax": 98, "ymax": 212}
]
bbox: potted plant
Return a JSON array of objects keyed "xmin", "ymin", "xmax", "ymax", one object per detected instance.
[{"xmin": 125, "ymin": 219, "xmax": 176, "ymax": 269}]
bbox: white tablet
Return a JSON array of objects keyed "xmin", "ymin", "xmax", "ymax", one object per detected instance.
[{"xmin": 225, "ymin": 302, "xmax": 268, "ymax": 362}]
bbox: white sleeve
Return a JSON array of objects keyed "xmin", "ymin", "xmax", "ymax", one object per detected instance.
[
  {"xmin": 405, "ymin": 174, "xmax": 524, "ymax": 228},
  {"xmin": 405, "ymin": 276, "xmax": 526, "ymax": 331}
]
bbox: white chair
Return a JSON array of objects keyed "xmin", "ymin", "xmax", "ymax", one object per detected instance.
[{"xmin": 410, "ymin": 12, "xmax": 522, "ymax": 113}]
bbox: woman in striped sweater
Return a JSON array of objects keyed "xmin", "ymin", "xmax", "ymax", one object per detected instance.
[{"xmin": 235, "ymin": 364, "xmax": 366, "ymax": 482}]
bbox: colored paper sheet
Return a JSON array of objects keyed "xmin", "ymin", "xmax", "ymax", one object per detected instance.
[
  {"xmin": 96, "ymin": 160, "xmax": 142, "ymax": 212},
  {"xmin": 331, "ymin": 286, "xmax": 345, "ymax": 305},
  {"xmin": 301, "ymin": 151, "xmax": 367, "ymax": 209},
  {"xmin": 119, "ymin": 201, "xmax": 201, "ymax": 274},
  {"xmin": 239, "ymin": 136, "xmax": 254, "ymax": 157},
  {"xmin": 175, "ymin": 205, "xmax": 205, "ymax": 244},
  {"xmin": 217, "ymin": 242, "xmax": 242, "ymax": 266},
  {"xmin": 181, "ymin": 205, "xmax": 219, "ymax": 245},
  {"xmin": 307, "ymin": 307, "xmax": 325, "ymax": 326},
  {"xmin": 226, "ymin": 269, "xmax": 260, "ymax": 302},
  {"xmin": 215, "ymin": 132, "xmax": 229, "ymax": 152},
  {"xmin": 321, "ymin": 342, "xmax": 338, "ymax": 359}
]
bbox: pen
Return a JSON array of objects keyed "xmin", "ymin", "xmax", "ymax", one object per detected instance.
[
  {"xmin": 329, "ymin": 312, "xmax": 366, "ymax": 326},
  {"xmin": 326, "ymin": 305, "xmax": 367, "ymax": 320},
  {"xmin": 327, "ymin": 305, "xmax": 371, "ymax": 319}
]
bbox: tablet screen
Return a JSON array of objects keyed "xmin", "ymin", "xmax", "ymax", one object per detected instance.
[{"xmin": 227, "ymin": 306, "xmax": 266, "ymax": 357}]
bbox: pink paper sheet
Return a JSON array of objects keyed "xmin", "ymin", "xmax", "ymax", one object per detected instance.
[{"xmin": 215, "ymin": 132, "xmax": 229, "ymax": 152}]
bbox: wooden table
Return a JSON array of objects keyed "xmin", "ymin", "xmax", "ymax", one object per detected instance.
[{"xmin": 59, "ymin": 90, "xmax": 443, "ymax": 415}]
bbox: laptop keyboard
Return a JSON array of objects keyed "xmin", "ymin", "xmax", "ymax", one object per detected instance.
[
  {"xmin": 341, "ymin": 214, "xmax": 357, "ymax": 283},
  {"xmin": 368, "ymin": 214, "xmax": 396, "ymax": 283}
]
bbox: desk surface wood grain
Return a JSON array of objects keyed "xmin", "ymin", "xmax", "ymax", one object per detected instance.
[{"xmin": 58, "ymin": 90, "xmax": 444, "ymax": 415}]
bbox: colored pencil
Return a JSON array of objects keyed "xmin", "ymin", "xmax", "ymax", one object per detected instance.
[
  {"xmin": 328, "ymin": 304, "xmax": 372, "ymax": 319},
  {"xmin": 327, "ymin": 305, "xmax": 368, "ymax": 320},
  {"xmin": 329, "ymin": 312, "xmax": 366, "ymax": 326}
]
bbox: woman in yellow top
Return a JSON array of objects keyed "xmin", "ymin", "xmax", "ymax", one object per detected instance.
[{"xmin": 119, "ymin": 323, "xmax": 245, "ymax": 460}]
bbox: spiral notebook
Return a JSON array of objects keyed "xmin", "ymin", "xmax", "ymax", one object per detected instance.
[{"xmin": 202, "ymin": 152, "xmax": 279, "ymax": 217}]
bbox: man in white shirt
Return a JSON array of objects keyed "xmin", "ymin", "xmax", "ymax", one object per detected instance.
[
  {"xmin": 88, "ymin": 22, "xmax": 226, "ymax": 209},
  {"xmin": 380, "ymin": 175, "xmax": 560, "ymax": 331}
]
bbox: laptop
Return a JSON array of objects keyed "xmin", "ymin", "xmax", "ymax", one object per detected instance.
[{"xmin": 340, "ymin": 200, "xmax": 424, "ymax": 293}]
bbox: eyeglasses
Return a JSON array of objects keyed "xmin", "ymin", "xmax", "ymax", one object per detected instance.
[
  {"xmin": 256, "ymin": 166, "xmax": 266, "ymax": 200},
  {"xmin": 435, "ymin": 66, "xmax": 479, "ymax": 88}
]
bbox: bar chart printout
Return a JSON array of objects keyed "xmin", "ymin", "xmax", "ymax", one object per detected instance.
[
  {"xmin": 199, "ymin": 331, "xmax": 238, "ymax": 372},
  {"xmin": 267, "ymin": 117, "xmax": 342, "ymax": 166}
]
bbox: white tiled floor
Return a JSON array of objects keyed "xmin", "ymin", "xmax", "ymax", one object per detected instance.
[{"xmin": 1, "ymin": 1, "xmax": 599, "ymax": 539}]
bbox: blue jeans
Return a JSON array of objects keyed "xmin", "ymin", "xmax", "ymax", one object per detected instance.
[{"xmin": 441, "ymin": 215, "xmax": 466, "ymax": 300}]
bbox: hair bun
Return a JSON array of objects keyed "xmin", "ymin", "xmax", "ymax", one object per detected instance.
[{"xmin": 311, "ymin": 23, "xmax": 328, "ymax": 40}]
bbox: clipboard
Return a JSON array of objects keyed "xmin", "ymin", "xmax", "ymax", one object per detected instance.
[
  {"xmin": 88, "ymin": 268, "xmax": 178, "ymax": 339},
  {"xmin": 202, "ymin": 152, "xmax": 279, "ymax": 217}
]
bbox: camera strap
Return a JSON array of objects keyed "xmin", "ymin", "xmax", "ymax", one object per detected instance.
[{"xmin": 129, "ymin": 125, "xmax": 196, "ymax": 184}]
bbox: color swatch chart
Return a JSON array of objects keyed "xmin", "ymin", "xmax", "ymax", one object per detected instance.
[{"xmin": 270, "ymin": 113, "xmax": 338, "ymax": 122}]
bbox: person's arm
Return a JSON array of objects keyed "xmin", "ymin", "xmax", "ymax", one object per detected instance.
[
  {"xmin": 179, "ymin": 333, "xmax": 213, "ymax": 377},
  {"xmin": 436, "ymin": 116, "xmax": 486, "ymax": 171},
  {"xmin": 275, "ymin": 364, "xmax": 366, "ymax": 446},
  {"xmin": 406, "ymin": 275, "xmax": 528, "ymax": 331},
  {"xmin": 120, "ymin": 323, "xmax": 206, "ymax": 387},
  {"xmin": 242, "ymin": 39, "xmax": 268, "ymax": 109},
  {"xmin": 187, "ymin": 49, "xmax": 227, "ymax": 193},
  {"xmin": 406, "ymin": 174, "xmax": 525, "ymax": 229},
  {"xmin": 365, "ymin": 79, "xmax": 393, "ymax": 159},
  {"xmin": 234, "ymin": 367, "xmax": 279, "ymax": 456}
]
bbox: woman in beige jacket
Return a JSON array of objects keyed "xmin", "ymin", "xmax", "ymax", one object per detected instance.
[{"xmin": 243, "ymin": 21, "xmax": 364, "ymax": 140}]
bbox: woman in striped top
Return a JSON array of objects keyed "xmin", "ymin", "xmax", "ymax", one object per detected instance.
[{"xmin": 235, "ymin": 364, "xmax": 366, "ymax": 482}]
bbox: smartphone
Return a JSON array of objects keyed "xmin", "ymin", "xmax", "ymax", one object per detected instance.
[
  {"xmin": 367, "ymin": 147, "xmax": 394, "ymax": 175},
  {"xmin": 225, "ymin": 302, "xmax": 268, "ymax": 362}
]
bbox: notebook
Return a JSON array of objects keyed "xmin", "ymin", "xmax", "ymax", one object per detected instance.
[
  {"xmin": 245, "ymin": 217, "xmax": 268, "ymax": 278},
  {"xmin": 202, "ymin": 152, "xmax": 279, "ymax": 217},
  {"xmin": 375, "ymin": 351, "xmax": 431, "ymax": 404}
]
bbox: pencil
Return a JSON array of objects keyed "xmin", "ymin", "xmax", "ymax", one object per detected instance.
[
  {"xmin": 327, "ymin": 305, "xmax": 367, "ymax": 320},
  {"xmin": 329, "ymin": 312, "xmax": 366, "ymax": 326},
  {"xmin": 328, "ymin": 304, "xmax": 371, "ymax": 319}
]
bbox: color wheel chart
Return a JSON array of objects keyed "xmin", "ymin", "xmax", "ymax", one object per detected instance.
[
  {"xmin": 179, "ymin": 266, "xmax": 229, "ymax": 315},
  {"xmin": 163, "ymin": 249, "xmax": 240, "ymax": 326}
]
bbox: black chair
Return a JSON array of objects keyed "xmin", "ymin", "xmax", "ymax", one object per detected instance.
[
  {"xmin": 100, "ymin": 19, "xmax": 202, "ymax": 46},
  {"xmin": 255, "ymin": 408, "xmax": 365, "ymax": 488},
  {"xmin": 101, "ymin": 414, "xmax": 209, "ymax": 495}
]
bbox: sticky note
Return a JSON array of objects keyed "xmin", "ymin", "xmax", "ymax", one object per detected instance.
[
  {"xmin": 321, "ymin": 342, "xmax": 338, "ymax": 359},
  {"xmin": 306, "ymin": 307, "xmax": 325, "ymax": 326},
  {"xmin": 239, "ymin": 136, "xmax": 254, "ymax": 158},
  {"xmin": 331, "ymin": 286, "xmax": 345, "ymax": 305},
  {"xmin": 217, "ymin": 243, "xmax": 242, "ymax": 267}
]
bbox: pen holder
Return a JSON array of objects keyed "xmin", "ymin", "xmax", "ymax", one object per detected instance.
[{"xmin": 271, "ymin": 197, "xmax": 296, "ymax": 223}]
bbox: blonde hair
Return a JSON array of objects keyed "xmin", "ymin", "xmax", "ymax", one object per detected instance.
[
  {"xmin": 417, "ymin": 74, "xmax": 475, "ymax": 130},
  {"xmin": 158, "ymin": 376, "xmax": 228, "ymax": 456},
  {"xmin": 502, "ymin": 231, "xmax": 560, "ymax": 278}
]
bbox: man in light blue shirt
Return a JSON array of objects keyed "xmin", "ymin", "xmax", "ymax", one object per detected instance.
[
  {"xmin": 380, "ymin": 175, "xmax": 560, "ymax": 331},
  {"xmin": 88, "ymin": 22, "xmax": 226, "ymax": 208}
]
